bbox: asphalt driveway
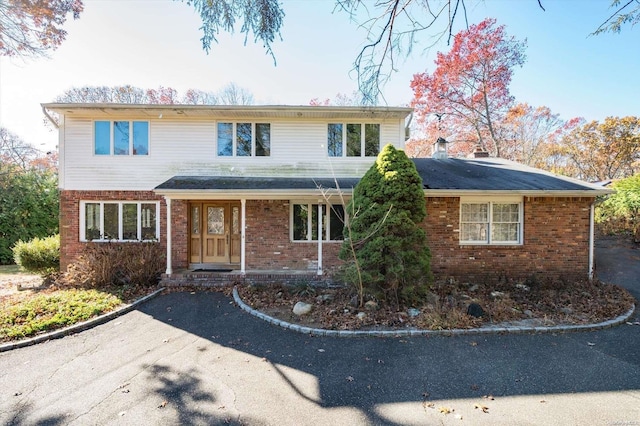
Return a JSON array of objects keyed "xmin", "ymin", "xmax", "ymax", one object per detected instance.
[{"xmin": 0, "ymin": 236, "xmax": 639, "ymax": 425}]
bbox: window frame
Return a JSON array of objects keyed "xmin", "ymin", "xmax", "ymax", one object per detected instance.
[
  {"xmin": 459, "ymin": 197, "xmax": 523, "ymax": 245},
  {"xmin": 93, "ymin": 120, "xmax": 150, "ymax": 156},
  {"xmin": 80, "ymin": 201, "xmax": 160, "ymax": 242},
  {"xmin": 290, "ymin": 202, "xmax": 345, "ymax": 242},
  {"xmin": 327, "ymin": 123, "xmax": 380, "ymax": 158},
  {"xmin": 216, "ymin": 122, "xmax": 271, "ymax": 157}
]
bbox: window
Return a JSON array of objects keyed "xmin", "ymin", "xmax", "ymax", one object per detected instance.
[
  {"xmin": 81, "ymin": 201, "xmax": 159, "ymax": 241},
  {"xmin": 94, "ymin": 121, "xmax": 149, "ymax": 156},
  {"xmin": 327, "ymin": 123, "xmax": 380, "ymax": 157},
  {"xmin": 460, "ymin": 199, "xmax": 522, "ymax": 244},
  {"xmin": 292, "ymin": 203, "xmax": 345, "ymax": 242},
  {"xmin": 217, "ymin": 122, "xmax": 271, "ymax": 157}
]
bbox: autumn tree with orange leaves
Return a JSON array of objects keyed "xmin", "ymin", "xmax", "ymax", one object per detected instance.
[
  {"xmin": 0, "ymin": 0, "xmax": 83, "ymax": 57},
  {"xmin": 410, "ymin": 18, "xmax": 526, "ymax": 158}
]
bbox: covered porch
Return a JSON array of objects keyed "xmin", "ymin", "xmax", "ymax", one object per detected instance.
[{"xmin": 154, "ymin": 176, "xmax": 358, "ymax": 280}]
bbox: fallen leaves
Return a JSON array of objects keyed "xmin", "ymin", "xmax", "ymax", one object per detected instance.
[
  {"xmin": 474, "ymin": 403, "xmax": 489, "ymax": 413},
  {"xmin": 158, "ymin": 400, "xmax": 168, "ymax": 408}
]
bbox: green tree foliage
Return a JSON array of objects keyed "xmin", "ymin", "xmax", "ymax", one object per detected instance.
[
  {"xmin": 0, "ymin": 165, "xmax": 59, "ymax": 264},
  {"xmin": 596, "ymin": 174, "xmax": 640, "ymax": 239},
  {"xmin": 340, "ymin": 144, "xmax": 431, "ymax": 305},
  {"xmin": 13, "ymin": 234, "xmax": 60, "ymax": 276}
]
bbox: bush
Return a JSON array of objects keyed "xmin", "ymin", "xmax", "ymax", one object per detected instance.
[
  {"xmin": 339, "ymin": 144, "xmax": 432, "ymax": 306},
  {"xmin": 12, "ymin": 234, "xmax": 60, "ymax": 276},
  {"xmin": 58, "ymin": 242, "xmax": 164, "ymax": 288},
  {"xmin": 596, "ymin": 174, "xmax": 640, "ymax": 240}
]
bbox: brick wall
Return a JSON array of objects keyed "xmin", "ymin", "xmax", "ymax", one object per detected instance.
[
  {"xmin": 425, "ymin": 196, "xmax": 593, "ymax": 282},
  {"xmin": 61, "ymin": 192, "xmax": 593, "ymax": 281},
  {"xmin": 244, "ymin": 200, "xmax": 343, "ymax": 272},
  {"xmin": 59, "ymin": 190, "xmax": 167, "ymax": 269}
]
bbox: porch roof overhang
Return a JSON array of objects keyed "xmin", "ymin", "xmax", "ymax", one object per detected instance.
[{"xmin": 154, "ymin": 176, "xmax": 360, "ymax": 200}]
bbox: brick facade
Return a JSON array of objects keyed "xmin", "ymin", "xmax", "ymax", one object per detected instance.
[
  {"xmin": 60, "ymin": 191, "xmax": 594, "ymax": 281},
  {"xmin": 425, "ymin": 196, "xmax": 593, "ymax": 282}
]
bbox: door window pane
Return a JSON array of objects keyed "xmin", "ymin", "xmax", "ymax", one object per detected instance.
[
  {"xmin": 133, "ymin": 121, "xmax": 149, "ymax": 155},
  {"xmin": 207, "ymin": 207, "xmax": 225, "ymax": 235},
  {"xmin": 346, "ymin": 124, "xmax": 361, "ymax": 157},
  {"xmin": 123, "ymin": 203, "xmax": 138, "ymax": 240},
  {"xmin": 255, "ymin": 123, "xmax": 271, "ymax": 156},
  {"xmin": 217, "ymin": 123, "xmax": 233, "ymax": 156},
  {"xmin": 191, "ymin": 206, "xmax": 200, "ymax": 235},
  {"xmin": 94, "ymin": 121, "xmax": 110, "ymax": 155},
  {"xmin": 328, "ymin": 124, "xmax": 342, "ymax": 157},
  {"xmin": 232, "ymin": 206, "xmax": 240, "ymax": 234},
  {"xmin": 236, "ymin": 123, "xmax": 252, "ymax": 156},
  {"xmin": 104, "ymin": 203, "xmax": 119, "ymax": 240}
]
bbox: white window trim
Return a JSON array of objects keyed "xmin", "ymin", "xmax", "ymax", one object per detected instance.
[
  {"xmin": 459, "ymin": 196, "xmax": 523, "ymax": 246},
  {"xmin": 216, "ymin": 122, "xmax": 271, "ymax": 157},
  {"xmin": 290, "ymin": 201, "xmax": 345, "ymax": 242},
  {"xmin": 93, "ymin": 120, "xmax": 150, "ymax": 156},
  {"xmin": 327, "ymin": 123, "xmax": 380, "ymax": 158},
  {"xmin": 79, "ymin": 201, "xmax": 160, "ymax": 242}
]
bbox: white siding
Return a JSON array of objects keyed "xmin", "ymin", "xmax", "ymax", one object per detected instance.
[{"xmin": 60, "ymin": 116, "xmax": 407, "ymax": 190}]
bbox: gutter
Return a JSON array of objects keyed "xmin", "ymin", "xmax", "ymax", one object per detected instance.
[{"xmin": 41, "ymin": 105, "xmax": 59, "ymax": 129}]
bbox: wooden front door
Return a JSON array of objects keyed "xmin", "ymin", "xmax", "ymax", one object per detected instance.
[{"xmin": 190, "ymin": 202, "xmax": 241, "ymax": 265}]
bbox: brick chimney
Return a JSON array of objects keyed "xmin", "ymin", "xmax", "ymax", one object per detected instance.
[{"xmin": 473, "ymin": 144, "xmax": 489, "ymax": 158}]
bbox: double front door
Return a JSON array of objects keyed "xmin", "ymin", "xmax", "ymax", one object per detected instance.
[{"xmin": 190, "ymin": 202, "xmax": 241, "ymax": 265}]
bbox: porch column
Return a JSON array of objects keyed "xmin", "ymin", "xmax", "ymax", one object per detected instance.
[
  {"xmin": 317, "ymin": 203, "xmax": 323, "ymax": 276},
  {"xmin": 241, "ymin": 198, "xmax": 246, "ymax": 274},
  {"xmin": 165, "ymin": 197, "xmax": 172, "ymax": 275}
]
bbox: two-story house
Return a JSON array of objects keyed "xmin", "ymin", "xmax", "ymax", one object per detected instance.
[{"xmin": 43, "ymin": 103, "xmax": 609, "ymax": 285}]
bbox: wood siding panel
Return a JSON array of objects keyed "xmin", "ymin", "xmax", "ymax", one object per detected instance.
[{"xmin": 60, "ymin": 117, "xmax": 406, "ymax": 190}]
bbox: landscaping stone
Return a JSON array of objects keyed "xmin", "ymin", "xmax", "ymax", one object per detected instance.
[
  {"xmin": 467, "ymin": 303, "xmax": 484, "ymax": 318},
  {"xmin": 490, "ymin": 291, "xmax": 505, "ymax": 299},
  {"xmin": 293, "ymin": 302, "xmax": 313, "ymax": 316},
  {"xmin": 407, "ymin": 308, "xmax": 421, "ymax": 318},
  {"xmin": 316, "ymin": 294, "xmax": 334, "ymax": 304},
  {"xmin": 356, "ymin": 312, "xmax": 367, "ymax": 320},
  {"xmin": 364, "ymin": 300, "xmax": 379, "ymax": 311}
]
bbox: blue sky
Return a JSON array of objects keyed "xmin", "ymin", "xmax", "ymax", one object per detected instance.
[{"xmin": 0, "ymin": 0, "xmax": 637, "ymax": 151}]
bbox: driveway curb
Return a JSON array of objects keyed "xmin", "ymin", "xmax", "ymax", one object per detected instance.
[
  {"xmin": 232, "ymin": 286, "xmax": 636, "ymax": 338},
  {"xmin": 0, "ymin": 288, "xmax": 165, "ymax": 352}
]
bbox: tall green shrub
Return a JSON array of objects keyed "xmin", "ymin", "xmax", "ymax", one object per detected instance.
[
  {"xmin": 596, "ymin": 174, "xmax": 640, "ymax": 239},
  {"xmin": 0, "ymin": 166, "xmax": 59, "ymax": 264},
  {"xmin": 13, "ymin": 234, "xmax": 60, "ymax": 276},
  {"xmin": 340, "ymin": 144, "xmax": 431, "ymax": 305}
]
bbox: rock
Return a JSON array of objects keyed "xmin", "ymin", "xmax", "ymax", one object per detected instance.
[
  {"xmin": 293, "ymin": 301, "xmax": 313, "ymax": 316},
  {"xmin": 515, "ymin": 283, "xmax": 530, "ymax": 292},
  {"xmin": 356, "ymin": 312, "xmax": 367, "ymax": 320},
  {"xmin": 316, "ymin": 294, "xmax": 334, "ymax": 304},
  {"xmin": 349, "ymin": 296, "xmax": 359, "ymax": 307},
  {"xmin": 407, "ymin": 308, "xmax": 421, "ymax": 318},
  {"xmin": 468, "ymin": 284, "xmax": 479, "ymax": 292},
  {"xmin": 523, "ymin": 309, "xmax": 533, "ymax": 318},
  {"xmin": 490, "ymin": 291, "xmax": 505, "ymax": 299},
  {"xmin": 364, "ymin": 300, "xmax": 379, "ymax": 311},
  {"xmin": 560, "ymin": 307, "xmax": 573, "ymax": 315},
  {"xmin": 275, "ymin": 291, "xmax": 283, "ymax": 299},
  {"xmin": 466, "ymin": 303, "xmax": 484, "ymax": 318}
]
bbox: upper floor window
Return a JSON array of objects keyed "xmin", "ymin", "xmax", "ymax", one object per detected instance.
[
  {"xmin": 292, "ymin": 203, "xmax": 345, "ymax": 242},
  {"xmin": 327, "ymin": 123, "xmax": 380, "ymax": 157},
  {"xmin": 217, "ymin": 122, "xmax": 271, "ymax": 157},
  {"xmin": 94, "ymin": 121, "xmax": 149, "ymax": 156},
  {"xmin": 460, "ymin": 198, "xmax": 522, "ymax": 245},
  {"xmin": 81, "ymin": 201, "xmax": 159, "ymax": 242}
]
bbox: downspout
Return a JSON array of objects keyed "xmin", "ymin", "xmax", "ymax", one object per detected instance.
[
  {"xmin": 41, "ymin": 106, "xmax": 59, "ymax": 129},
  {"xmin": 317, "ymin": 203, "xmax": 323, "ymax": 276},
  {"xmin": 241, "ymin": 199, "xmax": 246, "ymax": 275},
  {"xmin": 589, "ymin": 201, "xmax": 595, "ymax": 280},
  {"xmin": 165, "ymin": 197, "xmax": 172, "ymax": 275}
]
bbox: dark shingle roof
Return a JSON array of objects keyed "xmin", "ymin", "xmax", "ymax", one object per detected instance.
[{"xmin": 155, "ymin": 158, "xmax": 606, "ymax": 194}]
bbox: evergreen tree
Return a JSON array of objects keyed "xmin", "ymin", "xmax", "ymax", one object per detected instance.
[{"xmin": 340, "ymin": 144, "xmax": 431, "ymax": 305}]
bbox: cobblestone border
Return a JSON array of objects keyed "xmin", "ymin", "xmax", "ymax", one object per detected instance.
[
  {"xmin": 0, "ymin": 288, "xmax": 165, "ymax": 352},
  {"xmin": 232, "ymin": 286, "xmax": 636, "ymax": 337}
]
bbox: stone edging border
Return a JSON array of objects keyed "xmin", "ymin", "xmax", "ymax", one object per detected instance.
[
  {"xmin": 232, "ymin": 286, "xmax": 636, "ymax": 337},
  {"xmin": 0, "ymin": 288, "xmax": 165, "ymax": 353}
]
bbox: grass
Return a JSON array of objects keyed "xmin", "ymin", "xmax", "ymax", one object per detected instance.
[
  {"xmin": 0, "ymin": 288, "xmax": 123, "ymax": 342},
  {"xmin": 0, "ymin": 264, "xmax": 31, "ymax": 275}
]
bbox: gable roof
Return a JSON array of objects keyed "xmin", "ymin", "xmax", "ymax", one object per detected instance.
[{"xmin": 155, "ymin": 157, "xmax": 610, "ymax": 199}]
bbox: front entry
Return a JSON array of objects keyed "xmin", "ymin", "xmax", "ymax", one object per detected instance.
[{"xmin": 189, "ymin": 202, "xmax": 241, "ymax": 266}]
